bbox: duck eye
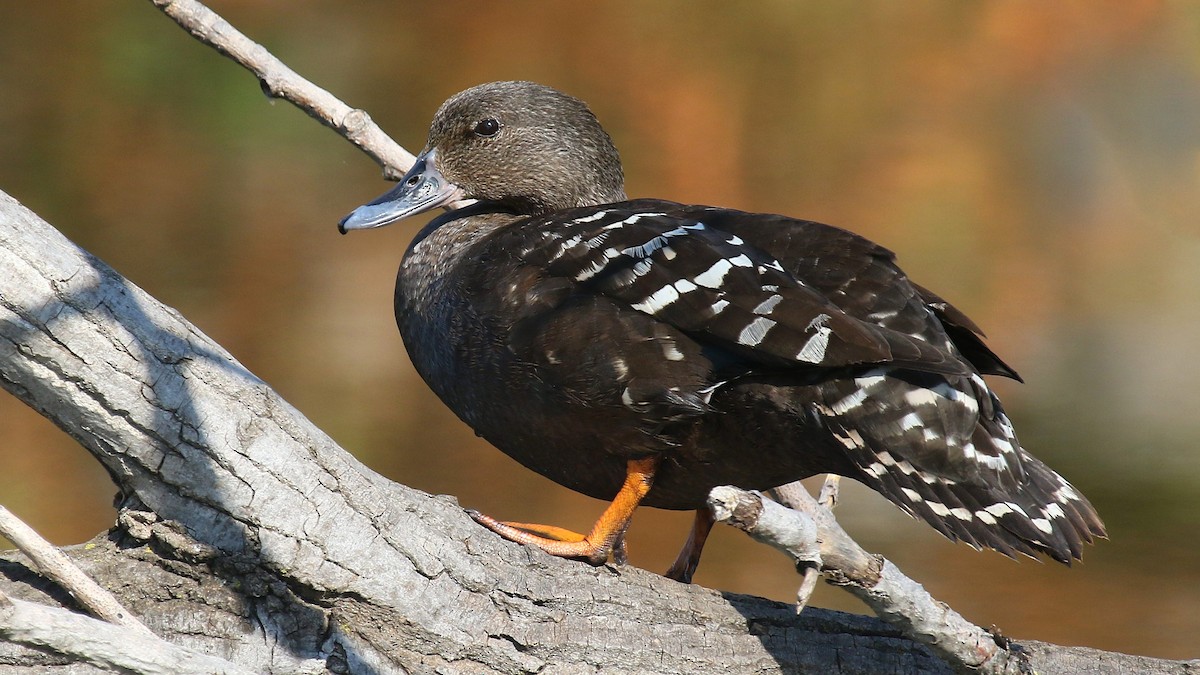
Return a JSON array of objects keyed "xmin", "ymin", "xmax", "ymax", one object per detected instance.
[{"xmin": 473, "ymin": 118, "xmax": 501, "ymax": 138}]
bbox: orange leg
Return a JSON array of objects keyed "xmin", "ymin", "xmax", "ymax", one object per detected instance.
[
  {"xmin": 664, "ymin": 508, "xmax": 715, "ymax": 583},
  {"xmin": 469, "ymin": 456, "xmax": 658, "ymax": 565}
]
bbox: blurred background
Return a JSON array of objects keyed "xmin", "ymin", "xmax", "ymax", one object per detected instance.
[{"xmin": 1, "ymin": 0, "xmax": 1197, "ymax": 661}]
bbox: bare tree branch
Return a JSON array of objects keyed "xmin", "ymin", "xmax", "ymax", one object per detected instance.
[
  {"xmin": 0, "ymin": 505, "xmax": 152, "ymax": 637},
  {"xmin": 714, "ymin": 485, "xmax": 1028, "ymax": 675},
  {"xmin": 148, "ymin": 0, "xmax": 415, "ymax": 180},
  {"xmin": 0, "ymin": 591, "xmax": 254, "ymax": 675}
]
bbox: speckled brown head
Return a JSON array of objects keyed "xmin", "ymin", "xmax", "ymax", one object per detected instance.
[{"xmin": 340, "ymin": 81, "xmax": 627, "ymax": 231}]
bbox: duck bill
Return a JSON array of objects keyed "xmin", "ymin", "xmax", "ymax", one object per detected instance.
[{"xmin": 338, "ymin": 148, "xmax": 465, "ymax": 233}]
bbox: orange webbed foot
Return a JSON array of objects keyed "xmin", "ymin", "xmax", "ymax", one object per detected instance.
[{"xmin": 468, "ymin": 457, "xmax": 656, "ymax": 566}]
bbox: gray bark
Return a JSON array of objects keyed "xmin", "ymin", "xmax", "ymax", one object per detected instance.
[{"xmin": 0, "ymin": 190, "xmax": 1193, "ymax": 673}]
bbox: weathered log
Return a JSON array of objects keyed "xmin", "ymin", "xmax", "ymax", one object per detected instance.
[{"xmin": 2, "ymin": 189, "xmax": 1194, "ymax": 673}]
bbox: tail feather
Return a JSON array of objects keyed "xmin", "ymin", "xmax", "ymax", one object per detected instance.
[
  {"xmin": 850, "ymin": 443, "xmax": 1105, "ymax": 563},
  {"xmin": 820, "ymin": 368, "xmax": 1106, "ymax": 563}
]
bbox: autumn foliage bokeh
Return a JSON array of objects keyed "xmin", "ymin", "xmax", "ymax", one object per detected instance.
[{"xmin": 1, "ymin": 1, "xmax": 1197, "ymax": 659}]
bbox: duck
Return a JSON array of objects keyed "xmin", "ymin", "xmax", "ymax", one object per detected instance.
[{"xmin": 339, "ymin": 80, "xmax": 1105, "ymax": 582}]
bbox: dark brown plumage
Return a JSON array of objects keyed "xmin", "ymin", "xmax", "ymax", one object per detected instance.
[{"xmin": 339, "ymin": 81, "xmax": 1105, "ymax": 580}]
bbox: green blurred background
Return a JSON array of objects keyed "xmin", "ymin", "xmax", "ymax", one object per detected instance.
[{"xmin": 1, "ymin": 0, "xmax": 1197, "ymax": 660}]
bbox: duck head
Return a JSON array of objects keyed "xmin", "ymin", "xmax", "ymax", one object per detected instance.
[{"xmin": 339, "ymin": 81, "xmax": 627, "ymax": 232}]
